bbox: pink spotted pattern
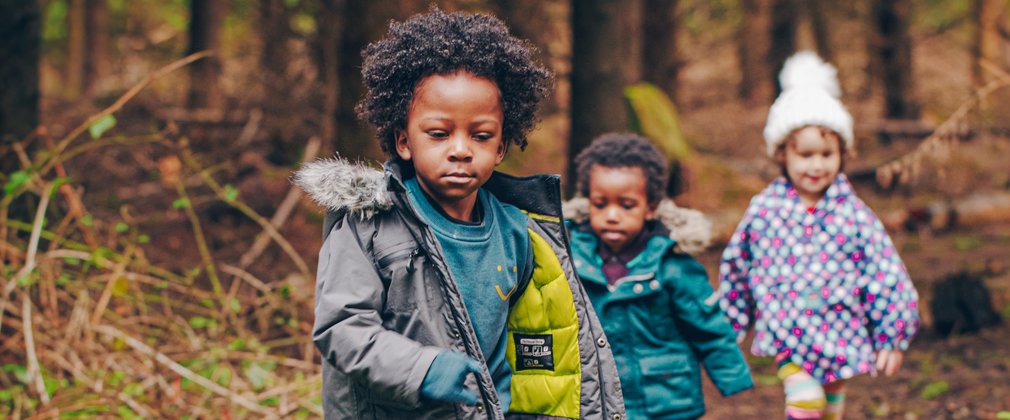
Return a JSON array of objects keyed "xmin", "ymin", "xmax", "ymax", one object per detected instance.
[{"xmin": 718, "ymin": 174, "xmax": 919, "ymax": 383}]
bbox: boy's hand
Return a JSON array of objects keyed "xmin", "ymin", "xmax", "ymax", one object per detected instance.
[
  {"xmin": 875, "ymin": 349, "xmax": 904, "ymax": 376},
  {"xmin": 420, "ymin": 351, "xmax": 483, "ymax": 405}
]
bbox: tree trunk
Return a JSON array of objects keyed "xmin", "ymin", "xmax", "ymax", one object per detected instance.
[
  {"xmin": 315, "ymin": 0, "xmax": 343, "ymax": 158},
  {"xmin": 872, "ymin": 0, "xmax": 919, "ymax": 119},
  {"xmin": 973, "ymin": 0, "xmax": 1010, "ymax": 86},
  {"xmin": 619, "ymin": 0, "xmax": 644, "ymax": 85},
  {"xmin": 490, "ymin": 0, "xmax": 564, "ymax": 115},
  {"xmin": 260, "ymin": 0, "xmax": 288, "ymax": 83},
  {"xmin": 0, "ymin": 0, "xmax": 40, "ymax": 148},
  {"xmin": 737, "ymin": 0, "xmax": 775, "ymax": 104},
  {"xmin": 187, "ymin": 0, "xmax": 226, "ymax": 109},
  {"xmin": 330, "ymin": 1, "xmax": 424, "ymax": 161},
  {"xmin": 84, "ymin": 0, "xmax": 110, "ymax": 97},
  {"xmin": 642, "ymin": 0, "xmax": 680, "ymax": 104},
  {"xmin": 805, "ymin": 0, "xmax": 834, "ymax": 63},
  {"xmin": 769, "ymin": 0, "xmax": 797, "ymax": 94},
  {"xmin": 67, "ymin": 0, "xmax": 86, "ymax": 99},
  {"xmin": 569, "ymin": 0, "xmax": 630, "ymax": 195}
]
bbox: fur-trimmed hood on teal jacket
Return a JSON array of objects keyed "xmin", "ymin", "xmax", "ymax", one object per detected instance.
[
  {"xmin": 295, "ymin": 158, "xmax": 626, "ymax": 420},
  {"xmin": 564, "ymin": 199, "xmax": 752, "ymax": 420}
]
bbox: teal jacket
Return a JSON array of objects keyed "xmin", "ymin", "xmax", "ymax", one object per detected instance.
[{"xmin": 564, "ymin": 198, "xmax": 752, "ymax": 419}]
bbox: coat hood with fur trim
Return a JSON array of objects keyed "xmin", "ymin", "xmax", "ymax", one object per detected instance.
[
  {"xmin": 293, "ymin": 157, "xmax": 712, "ymax": 254},
  {"xmin": 562, "ymin": 197, "xmax": 713, "ymax": 255},
  {"xmin": 293, "ymin": 157, "xmax": 393, "ymax": 219}
]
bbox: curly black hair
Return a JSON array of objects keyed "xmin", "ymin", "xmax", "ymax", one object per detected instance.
[
  {"xmin": 355, "ymin": 7, "xmax": 553, "ymax": 155},
  {"xmin": 575, "ymin": 132, "xmax": 668, "ymax": 203}
]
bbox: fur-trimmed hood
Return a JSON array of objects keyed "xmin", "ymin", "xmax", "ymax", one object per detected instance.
[
  {"xmin": 562, "ymin": 197, "xmax": 713, "ymax": 255},
  {"xmin": 292, "ymin": 157, "xmax": 392, "ymax": 219},
  {"xmin": 293, "ymin": 157, "xmax": 712, "ymax": 253}
]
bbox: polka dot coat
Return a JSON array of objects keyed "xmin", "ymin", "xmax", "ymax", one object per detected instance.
[{"xmin": 718, "ymin": 174, "xmax": 919, "ymax": 384}]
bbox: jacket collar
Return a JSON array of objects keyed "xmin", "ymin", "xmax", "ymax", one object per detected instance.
[
  {"xmin": 768, "ymin": 173, "xmax": 853, "ymax": 222},
  {"xmin": 294, "ymin": 156, "xmax": 565, "ymax": 219}
]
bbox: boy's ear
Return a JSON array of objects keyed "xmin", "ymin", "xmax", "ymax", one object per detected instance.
[
  {"xmin": 394, "ymin": 130, "xmax": 412, "ymax": 161},
  {"xmin": 494, "ymin": 140, "xmax": 507, "ymax": 165},
  {"xmin": 646, "ymin": 201, "xmax": 660, "ymax": 220}
]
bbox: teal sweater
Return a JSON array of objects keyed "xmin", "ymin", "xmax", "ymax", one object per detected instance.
[{"xmin": 405, "ymin": 178, "xmax": 532, "ymax": 411}]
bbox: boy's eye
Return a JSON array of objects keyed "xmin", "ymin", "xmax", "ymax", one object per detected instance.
[
  {"xmin": 426, "ymin": 130, "xmax": 449, "ymax": 139},
  {"xmin": 473, "ymin": 132, "xmax": 494, "ymax": 141},
  {"xmin": 621, "ymin": 203, "xmax": 636, "ymax": 210},
  {"xmin": 591, "ymin": 202, "xmax": 607, "ymax": 209}
]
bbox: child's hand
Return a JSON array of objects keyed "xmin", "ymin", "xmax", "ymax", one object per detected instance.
[
  {"xmin": 875, "ymin": 349, "xmax": 904, "ymax": 376},
  {"xmin": 420, "ymin": 351, "xmax": 483, "ymax": 404}
]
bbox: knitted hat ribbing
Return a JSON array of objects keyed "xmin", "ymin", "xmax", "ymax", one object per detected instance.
[{"xmin": 763, "ymin": 51, "xmax": 853, "ymax": 157}]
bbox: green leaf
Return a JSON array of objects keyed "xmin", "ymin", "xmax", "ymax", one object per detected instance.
[
  {"xmin": 996, "ymin": 411, "xmax": 1010, "ymax": 420},
  {"xmin": 138, "ymin": 234, "xmax": 151, "ymax": 244},
  {"xmin": 624, "ymin": 83, "xmax": 693, "ymax": 161},
  {"xmin": 80, "ymin": 213, "xmax": 94, "ymax": 227},
  {"xmin": 189, "ymin": 317, "xmax": 216, "ymax": 329},
  {"xmin": 920, "ymin": 380, "xmax": 950, "ymax": 399},
  {"xmin": 117, "ymin": 405, "xmax": 141, "ymax": 420},
  {"xmin": 953, "ymin": 235, "xmax": 983, "ymax": 251},
  {"xmin": 229, "ymin": 298, "xmax": 241, "ymax": 313},
  {"xmin": 223, "ymin": 184, "xmax": 239, "ymax": 202},
  {"xmin": 244, "ymin": 362, "xmax": 274, "ymax": 391},
  {"xmin": 3, "ymin": 171, "xmax": 30, "ymax": 196},
  {"xmin": 4, "ymin": 364, "xmax": 29, "ymax": 384},
  {"xmin": 88, "ymin": 114, "xmax": 117, "ymax": 139},
  {"xmin": 49, "ymin": 176, "xmax": 69, "ymax": 197},
  {"xmin": 115, "ymin": 222, "xmax": 129, "ymax": 233},
  {"xmin": 228, "ymin": 338, "xmax": 246, "ymax": 351},
  {"xmin": 172, "ymin": 198, "xmax": 190, "ymax": 209}
]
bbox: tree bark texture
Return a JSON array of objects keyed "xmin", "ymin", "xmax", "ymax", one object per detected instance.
[
  {"xmin": 973, "ymin": 0, "xmax": 1010, "ymax": 86},
  {"xmin": 738, "ymin": 0, "xmax": 775, "ymax": 104},
  {"xmin": 769, "ymin": 0, "xmax": 797, "ymax": 94},
  {"xmin": 642, "ymin": 0, "xmax": 680, "ymax": 104},
  {"xmin": 67, "ymin": 0, "xmax": 86, "ymax": 99},
  {"xmin": 187, "ymin": 0, "xmax": 226, "ymax": 109},
  {"xmin": 260, "ymin": 0, "xmax": 288, "ymax": 83},
  {"xmin": 85, "ymin": 0, "xmax": 110, "ymax": 96},
  {"xmin": 872, "ymin": 0, "xmax": 919, "ymax": 119},
  {"xmin": 0, "ymin": 0, "xmax": 41, "ymax": 148},
  {"xmin": 569, "ymin": 0, "xmax": 630, "ymax": 195}
]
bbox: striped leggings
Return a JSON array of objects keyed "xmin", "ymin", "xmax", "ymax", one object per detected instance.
[{"xmin": 777, "ymin": 355, "xmax": 847, "ymax": 419}]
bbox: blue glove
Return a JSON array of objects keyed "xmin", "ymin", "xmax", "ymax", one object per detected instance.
[{"xmin": 420, "ymin": 351, "xmax": 483, "ymax": 404}]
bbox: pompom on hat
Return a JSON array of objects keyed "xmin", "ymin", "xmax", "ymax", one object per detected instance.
[{"xmin": 763, "ymin": 51, "xmax": 854, "ymax": 157}]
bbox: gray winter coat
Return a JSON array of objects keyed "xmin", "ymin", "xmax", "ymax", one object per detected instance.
[{"xmin": 295, "ymin": 158, "xmax": 626, "ymax": 420}]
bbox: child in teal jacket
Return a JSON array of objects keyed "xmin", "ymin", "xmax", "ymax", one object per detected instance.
[{"xmin": 564, "ymin": 133, "xmax": 753, "ymax": 419}]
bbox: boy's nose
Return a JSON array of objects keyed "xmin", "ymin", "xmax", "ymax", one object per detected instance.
[
  {"xmin": 605, "ymin": 206, "xmax": 621, "ymax": 222},
  {"xmin": 447, "ymin": 135, "xmax": 472, "ymax": 160}
]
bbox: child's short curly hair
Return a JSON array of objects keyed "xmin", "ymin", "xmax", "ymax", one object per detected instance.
[
  {"xmin": 575, "ymin": 133, "xmax": 668, "ymax": 203},
  {"xmin": 356, "ymin": 7, "xmax": 553, "ymax": 155}
]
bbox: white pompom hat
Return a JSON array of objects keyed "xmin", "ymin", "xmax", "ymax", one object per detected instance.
[{"xmin": 763, "ymin": 51, "xmax": 853, "ymax": 157}]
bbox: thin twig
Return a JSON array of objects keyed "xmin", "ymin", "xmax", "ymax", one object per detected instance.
[
  {"xmin": 236, "ymin": 136, "xmax": 321, "ymax": 271},
  {"xmin": 94, "ymin": 325, "xmax": 280, "ymax": 419},
  {"xmin": 178, "ymin": 146, "xmax": 311, "ymax": 279},
  {"xmin": 23, "ymin": 295, "xmax": 51, "ymax": 404},
  {"xmin": 90, "ymin": 247, "xmax": 135, "ymax": 326},
  {"xmin": 175, "ymin": 179, "xmax": 225, "ymax": 300},
  {"xmin": 44, "ymin": 351, "xmax": 153, "ymax": 417},
  {"xmin": 1, "ymin": 183, "xmax": 52, "ymax": 333}
]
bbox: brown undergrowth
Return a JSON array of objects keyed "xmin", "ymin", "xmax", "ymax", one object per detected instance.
[{"xmin": 1, "ymin": 56, "xmax": 322, "ymax": 418}]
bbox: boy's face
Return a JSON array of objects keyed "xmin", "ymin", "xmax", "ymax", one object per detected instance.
[
  {"xmin": 587, "ymin": 165, "xmax": 657, "ymax": 253},
  {"xmin": 396, "ymin": 71, "xmax": 505, "ymax": 220},
  {"xmin": 783, "ymin": 126, "xmax": 842, "ymax": 206}
]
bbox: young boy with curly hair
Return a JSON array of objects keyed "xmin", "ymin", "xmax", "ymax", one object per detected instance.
[
  {"xmin": 295, "ymin": 8, "xmax": 625, "ymax": 420},
  {"xmin": 564, "ymin": 133, "xmax": 753, "ymax": 419}
]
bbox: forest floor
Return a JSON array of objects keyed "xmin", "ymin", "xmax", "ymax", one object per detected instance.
[{"xmin": 16, "ymin": 8, "xmax": 1010, "ymax": 418}]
